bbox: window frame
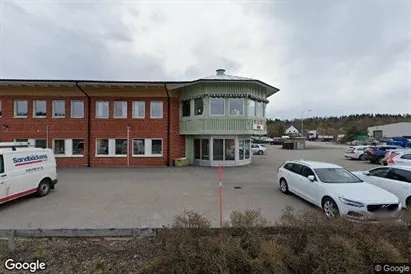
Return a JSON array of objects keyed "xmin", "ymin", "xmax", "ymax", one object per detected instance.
[
  {"xmin": 52, "ymin": 139, "xmax": 66, "ymax": 156},
  {"xmin": 132, "ymin": 138, "xmax": 163, "ymax": 157},
  {"xmin": 33, "ymin": 100, "xmax": 47, "ymax": 118},
  {"xmin": 113, "ymin": 101, "xmax": 127, "ymax": 119},
  {"xmin": 96, "ymin": 101, "xmax": 109, "ymax": 119},
  {"xmin": 150, "ymin": 101, "xmax": 163, "ymax": 119},
  {"xmin": 114, "ymin": 139, "xmax": 128, "ymax": 155},
  {"xmin": 181, "ymin": 100, "xmax": 191, "ymax": 117},
  {"xmin": 132, "ymin": 101, "xmax": 145, "ymax": 119},
  {"xmin": 209, "ymin": 97, "xmax": 225, "ymax": 116},
  {"xmin": 14, "ymin": 99, "xmax": 28, "ymax": 118},
  {"xmin": 247, "ymin": 100, "xmax": 256, "ymax": 117},
  {"xmin": 228, "ymin": 98, "xmax": 244, "ymax": 116},
  {"xmin": 71, "ymin": 100, "xmax": 85, "ymax": 118},
  {"xmin": 194, "ymin": 98, "xmax": 204, "ymax": 116},
  {"xmin": 52, "ymin": 139, "xmax": 84, "ymax": 157},
  {"xmin": 52, "ymin": 100, "xmax": 66, "ymax": 118}
]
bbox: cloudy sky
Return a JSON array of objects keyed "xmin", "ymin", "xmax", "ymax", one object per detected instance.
[{"xmin": 1, "ymin": 0, "xmax": 410, "ymax": 120}]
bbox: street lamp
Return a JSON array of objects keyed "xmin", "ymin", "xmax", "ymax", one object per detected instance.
[{"xmin": 301, "ymin": 109, "xmax": 312, "ymax": 138}]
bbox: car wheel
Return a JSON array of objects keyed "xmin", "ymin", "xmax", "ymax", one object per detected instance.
[
  {"xmin": 359, "ymin": 154, "xmax": 365, "ymax": 160},
  {"xmin": 406, "ymin": 197, "xmax": 411, "ymax": 209},
  {"xmin": 322, "ymin": 198, "xmax": 340, "ymax": 218},
  {"xmin": 36, "ymin": 179, "xmax": 51, "ymax": 197},
  {"xmin": 258, "ymin": 150, "xmax": 263, "ymax": 155},
  {"xmin": 279, "ymin": 179, "xmax": 290, "ymax": 194}
]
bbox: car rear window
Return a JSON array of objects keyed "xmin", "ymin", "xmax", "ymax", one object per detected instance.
[{"xmin": 391, "ymin": 169, "xmax": 411, "ymax": 183}]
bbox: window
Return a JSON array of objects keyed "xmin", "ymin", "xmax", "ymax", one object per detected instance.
[
  {"xmin": 229, "ymin": 98, "xmax": 244, "ymax": 116},
  {"xmin": 284, "ymin": 163, "xmax": 294, "ymax": 170},
  {"xmin": 400, "ymin": 154, "xmax": 411, "ymax": 160},
  {"xmin": 194, "ymin": 98, "xmax": 203, "ymax": 116},
  {"xmin": 53, "ymin": 140, "xmax": 65, "ymax": 155},
  {"xmin": 290, "ymin": 164, "xmax": 303, "ymax": 174},
  {"xmin": 132, "ymin": 139, "xmax": 163, "ymax": 156},
  {"xmin": 245, "ymin": 140, "xmax": 251, "ymax": 159},
  {"xmin": 225, "ymin": 139, "xmax": 235, "ymax": 160},
  {"xmin": 71, "ymin": 100, "xmax": 84, "ymax": 118},
  {"xmin": 301, "ymin": 166, "xmax": 315, "ymax": 178},
  {"xmin": 96, "ymin": 101, "xmax": 109, "ymax": 118},
  {"xmin": 133, "ymin": 139, "xmax": 145, "ymax": 155},
  {"xmin": 33, "ymin": 100, "xmax": 47, "ymax": 117},
  {"xmin": 201, "ymin": 139, "xmax": 209, "ymax": 160},
  {"xmin": 114, "ymin": 101, "xmax": 127, "ymax": 118},
  {"xmin": 35, "ymin": 139, "xmax": 47, "ymax": 149},
  {"xmin": 0, "ymin": 155, "xmax": 4, "ymax": 173},
  {"xmin": 72, "ymin": 139, "xmax": 84, "ymax": 155},
  {"xmin": 370, "ymin": 168, "xmax": 390, "ymax": 178},
  {"xmin": 151, "ymin": 101, "xmax": 163, "ymax": 118},
  {"xmin": 390, "ymin": 169, "xmax": 411, "ymax": 183},
  {"xmin": 132, "ymin": 101, "xmax": 145, "ymax": 118},
  {"xmin": 52, "ymin": 100, "xmax": 65, "ymax": 118},
  {"xmin": 182, "ymin": 101, "xmax": 191, "ymax": 117},
  {"xmin": 239, "ymin": 140, "xmax": 245, "ymax": 160},
  {"xmin": 247, "ymin": 100, "xmax": 255, "ymax": 116},
  {"xmin": 14, "ymin": 100, "xmax": 28, "ymax": 117},
  {"xmin": 213, "ymin": 139, "xmax": 224, "ymax": 160},
  {"xmin": 96, "ymin": 139, "xmax": 109, "ymax": 155},
  {"xmin": 210, "ymin": 98, "xmax": 225, "ymax": 116},
  {"xmin": 256, "ymin": 102, "xmax": 263, "ymax": 117},
  {"xmin": 314, "ymin": 168, "xmax": 362, "ymax": 184},
  {"xmin": 194, "ymin": 139, "xmax": 201, "ymax": 160},
  {"xmin": 15, "ymin": 138, "xmax": 28, "ymax": 143},
  {"xmin": 114, "ymin": 139, "xmax": 127, "ymax": 155}
]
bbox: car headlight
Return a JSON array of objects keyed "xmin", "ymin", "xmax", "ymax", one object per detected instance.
[{"xmin": 339, "ymin": 197, "xmax": 365, "ymax": 208}]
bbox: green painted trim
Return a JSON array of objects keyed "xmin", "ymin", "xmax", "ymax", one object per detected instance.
[{"xmin": 180, "ymin": 93, "xmax": 268, "ymax": 104}]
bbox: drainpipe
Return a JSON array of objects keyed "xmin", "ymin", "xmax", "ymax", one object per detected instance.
[
  {"xmin": 164, "ymin": 83, "xmax": 171, "ymax": 167},
  {"xmin": 126, "ymin": 125, "xmax": 131, "ymax": 167},
  {"xmin": 75, "ymin": 82, "xmax": 91, "ymax": 167}
]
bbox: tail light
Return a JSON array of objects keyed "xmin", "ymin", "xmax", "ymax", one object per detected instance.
[
  {"xmin": 387, "ymin": 153, "xmax": 399, "ymax": 164},
  {"xmin": 369, "ymin": 150, "xmax": 375, "ymax": 155}
]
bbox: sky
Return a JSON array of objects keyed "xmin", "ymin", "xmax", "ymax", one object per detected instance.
[{"xmin": 0, "ymin": 0, "xmax": 410, "ymax": 120}]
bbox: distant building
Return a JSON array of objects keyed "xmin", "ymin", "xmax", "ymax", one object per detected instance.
[
  {"xmin": 285, "ymin": 126, "xmax": 299, "ymax": 135},
  {"xmin": 367, "ymin": 122, "xmax": 411, "ymax": 139}
]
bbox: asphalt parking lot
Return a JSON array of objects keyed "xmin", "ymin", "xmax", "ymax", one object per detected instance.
[{"xmin": 0, "ymin": 142, "xmax": 377, "ymax": 229}]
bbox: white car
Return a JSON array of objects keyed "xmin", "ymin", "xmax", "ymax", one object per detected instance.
[
  {"xmin": 385, "ymin": 150, "xmax": 411, "ymax": 167},
  {"xmin": 276, "ymin": 160, "xmax": 402, "ymax": 221},
  {"xmin": 352, "ymin": 166, "xmax": 411, "ymax": 209},
  {"xmin": 344, "ymin": 145, "xmax": 369, "ymax": 160},
  {"xmin": 251, "ymin": 144, "xmax": 267, "ymax": 155}
]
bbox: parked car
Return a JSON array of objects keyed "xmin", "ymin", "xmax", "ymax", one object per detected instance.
[
  {"xmin": 276, "ymin": 160, "xmax": 402, "ymax": 221},
  {"xmin": 269, "ymin": 137, "xmax": 284, "ymax": 145},
  {"xmin": 251, "ymin": 144, "xmax": 267, "ymax": 155},
  {"xmin": 344, "ymin": 145, "xmax": 370, "ymax": 160},
  {"xmin": 366, "ymin": 146, "xmax": 402, "ymax": 164},
  {"xmin": 352, "ymin": 166, "xmax": 411, "ymax": 209},
  {"xmin": 383, "ymin": 150, "xmax": 411, "ymax": 167}
]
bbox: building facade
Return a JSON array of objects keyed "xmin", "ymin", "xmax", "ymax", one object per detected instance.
[
  {"xmin": 0, "ymin": 69, "xmax": 279, "ymax": 167},
  {"xmin": 367, "ymin": 122, "xmax": 411, "ymax": 139}
]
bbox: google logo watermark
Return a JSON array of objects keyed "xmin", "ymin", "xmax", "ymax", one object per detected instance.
[{"xmin": 4, "ymin": 259, "xmax": 47, "ymax": 273}]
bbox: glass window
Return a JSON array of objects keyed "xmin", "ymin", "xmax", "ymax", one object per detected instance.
[
  {"xmin": 229, "ymin": 98, "xmax": 244, "ymax": 116},
  {"xmin": 52, "ymin": 100, "xmax": 65, "ymax": 118},
  {"xmin": 151, "ymin": 139, "xmax": 162, "ymax": 155},
  {"xmin": 35, "ymin": 139, "xmax": 47, "ymax": 149},
  {"xmin": 194, "ymin": 98, "xmax": 203, "ymax": 116},
  {"xmin": 370, "ymin": 168, "xmax": 390, "ymax": 178},
  {"xmin": 400, "ymin": 154, "xmax": 411, "ymax": 160},
  {"xmin": 14, "ymin": 100, "xmax": 28, "ymax": 117},
  {"xmin": 132, "ymin": 101, "xmax": 145, "ymax": 118},
  {"xmin": 114, "ymin": 101, "xmax": 127, "ymax": 118},
  {"xmin": 15, "ymin": 139, "xmax": 28, "ymax": 143},
  {"xmin": 239, "ymin": 140, "xmax": 245, "ymax": 160},
  {"xmin": 314, "ymin": 168, "xmax": 363, "ymax": 184},
  {"xmin": 290, "ymin": 164, "xmax": 303, "ymax": 174},
  {"xmin": 201, "ymin": 139, "xmax": 209, "ymax": 160},
  {"xmin": 133, "ymin": 139, "xmax": 145, "ymax": 155},
  {"xmin": 247, "ymin": 100, "xmax": 255, "ymax": 117},
  {"xmin": 213, "ymin": 139, "xmax": 224, "ymax": 160},
  {"xmin": 301, "ymin": 166, "xmax": 315, "ymax": 178},
  {"xmin": 256, "ymin": 102, "xmax": 263, "ymax": 117},
  {"xmin": 225, "ymin": 139, "xmax": 235, "ymax": 161},
  {"xmin": 182, "ymin": 101, "xmax": 191, "ymax": 117},
  {"xmin": 53, "ymin": 140, "xmax": 65, "ymax": 155},
  {"xmin": 71, "ymin": 100, "xmax": 84, "ymax": 118},
  {"xmin": 115, "ymin": 139, "xmax": 127, "ymax": 155},
  {"xmin": 194, "ymin": 139, "xmax": 201, "ymax": 160},
  {"xmin": 210, "ymin": 98, "xmax": 225, "ymax": 116},
  {"xmin": 0, "ymin": 155, "xmax": 4, "ymax": 173},
  {"xmin": 245, "ymin": 140, "xmax": 251, "ymax": 159},
  {"xmin": 72, "ymin": 139, "xmax": 84, "ymax": 155},
  {"xmin": 96, "ymin": 101, "xmax": 109, "ymax": 118},
  {"xmin": 33, "ymin": 100, "xmax": 47, "ymax": 117},
  {"xmin": 391, "ymin": 169, "xmax": 411, "ymax": 183},
  {"xmin": 96, "ymin": 139, "xmax": 109, "ymax": 155},
  {"xmin": 151, "ymin": 101, "xmax": 163, "ymax": 118}
]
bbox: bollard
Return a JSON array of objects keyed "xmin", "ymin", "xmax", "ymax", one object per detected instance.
[{"xmin": 8, "ymin": 229, "xmax": 15, "ymax": 252}]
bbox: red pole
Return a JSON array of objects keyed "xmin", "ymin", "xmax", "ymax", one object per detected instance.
[{"xmin": 218, "ymin": 164, "xmax": 223, "ymax": 228}]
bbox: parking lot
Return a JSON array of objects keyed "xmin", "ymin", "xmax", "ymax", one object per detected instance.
[{"xmin": 0, "ymin": 142, "xmax": 376, "ymax": 229}]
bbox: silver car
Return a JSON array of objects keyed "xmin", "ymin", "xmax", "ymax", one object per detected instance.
[{"xmin": 251, "ymin": 144, "xmax": 267, "ymax": 155}]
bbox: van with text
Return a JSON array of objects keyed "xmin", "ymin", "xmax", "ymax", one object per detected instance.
[{"xmin": 0, "ymin": 142, "xmax": 58, "ymax": 205}]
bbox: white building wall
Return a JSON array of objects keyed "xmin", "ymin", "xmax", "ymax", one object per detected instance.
[{"xmin": 367, "ymin": 122, "xmax": 411, "ymax": 138}]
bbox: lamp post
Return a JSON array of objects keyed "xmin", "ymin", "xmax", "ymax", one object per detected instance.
[{"xmin": 301, "ymin": 110, "xmax": 312, "ymax": 139}]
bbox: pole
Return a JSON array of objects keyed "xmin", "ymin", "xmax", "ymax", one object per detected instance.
[
  {"xmin": 218, "ymin": 164, "xmax": 223, "ymax": 228},
  {"xmin": 46, "ymin": 125, "xmax": 49, "ymax": 148}
]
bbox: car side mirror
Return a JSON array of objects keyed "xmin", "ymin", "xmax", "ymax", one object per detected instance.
[
  {"xmin": 307, "ymin": 175, "xmax": 315, "ymax": 182},
  {"xmin": 362, "ymin": 171, "xmax": 370, "ymax": 176}
]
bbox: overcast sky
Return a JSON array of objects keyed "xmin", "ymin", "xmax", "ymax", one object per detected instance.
[{"xmin": 1, "ymin": 0, "xmax": 410, "ymax": 120}]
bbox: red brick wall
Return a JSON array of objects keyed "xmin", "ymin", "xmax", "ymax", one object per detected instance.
[{"xmin": 0, "ymin": 94, "xmax": 186, "ymax": 167}]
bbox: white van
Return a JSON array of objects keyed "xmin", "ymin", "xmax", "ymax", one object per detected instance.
[{"xmin": 0, "ymin": 142, "xmax": 57, "ymax": 204}]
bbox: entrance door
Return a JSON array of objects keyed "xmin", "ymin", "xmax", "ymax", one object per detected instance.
[{"xmin": 0, "ymin": 155, "xmax": 8, "ymax": 203}]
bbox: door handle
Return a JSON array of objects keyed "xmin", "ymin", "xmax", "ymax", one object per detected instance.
[{"xmin": 0, "ymin": 174, "xmax": 6, "ymax": 178}]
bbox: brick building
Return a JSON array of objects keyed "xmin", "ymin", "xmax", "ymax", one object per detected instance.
[{"xmin": 0, "ymin": 69, "xmax": 279, "ymax": 167}]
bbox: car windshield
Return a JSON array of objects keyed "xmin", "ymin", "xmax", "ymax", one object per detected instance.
[{"xmin": 314, "ymin": 168, "xmax": 363, "ymax": 184}]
